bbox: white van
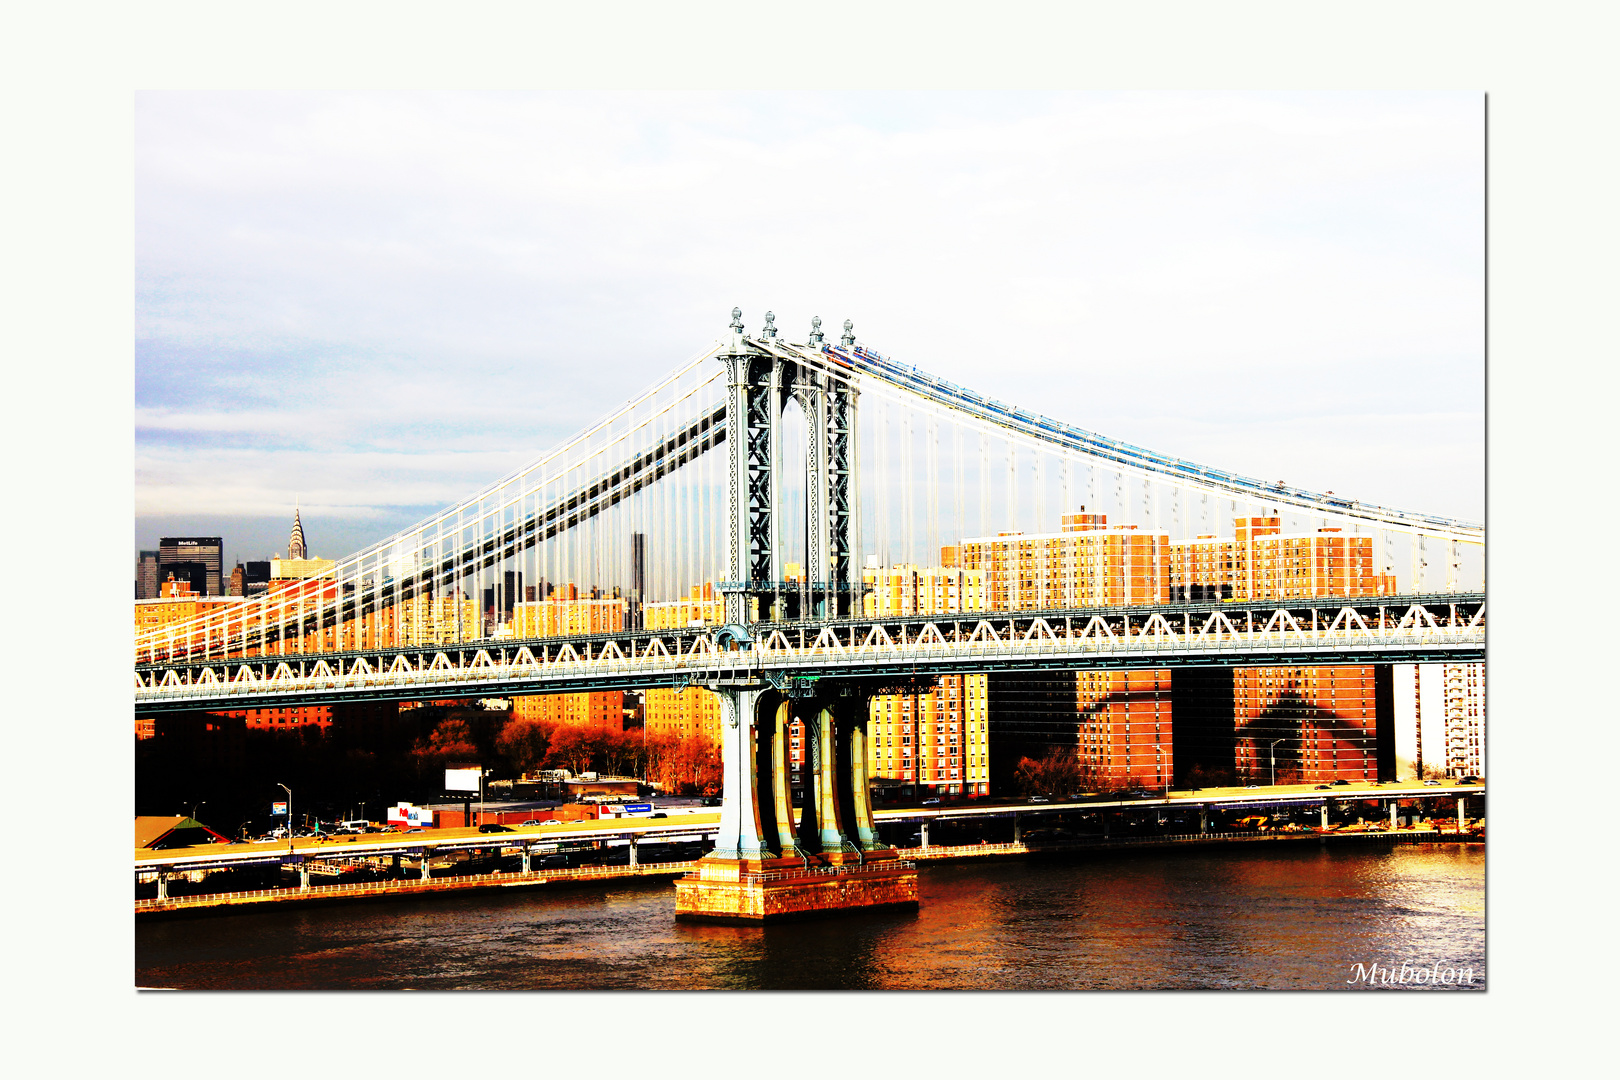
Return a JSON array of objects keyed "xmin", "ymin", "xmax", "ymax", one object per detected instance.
[{"xmin": 337, "ymin": 820, "xmax": 371, "ymax": 834}]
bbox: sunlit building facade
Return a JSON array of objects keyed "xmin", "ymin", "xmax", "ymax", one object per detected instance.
[{"xmin": 854, "ymin": 563, "xmax": 990, "ymax": 798}]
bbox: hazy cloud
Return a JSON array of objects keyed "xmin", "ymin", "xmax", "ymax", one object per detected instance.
[{"xmin": 136, "ymin": 91, "xmax": 1482, "ymax": 561}]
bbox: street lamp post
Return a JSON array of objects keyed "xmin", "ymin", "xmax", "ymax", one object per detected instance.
[
  {"xmin": 1269, "ymin": 740, "xmax": 1283, "ymax": 788},
  {"xmin": 277, "ymin": 783, "xmax": 293, "ymax": 853}
]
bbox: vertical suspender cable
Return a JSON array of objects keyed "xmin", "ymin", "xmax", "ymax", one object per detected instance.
[
  {"xmin": 907, "ymin": 403, "xmax": 920, "ymax": 566},
  {"xmin": 953, "ymin": 422, "xmax": 964, "ymax": 556},
  {"xmin": 876, "ymin": 394, "xmax": 889, "ymax": 568},
  {"xmin": 926, "ymin": 414, "xmax": 939, "ymax": 566},
  {"xmin": 1006, "ymin": 438, "xmax": 1017, "ymax": 535},
  {"xmin": 979, "ymin": 431, "xmax": 990, "ymax": 541}
]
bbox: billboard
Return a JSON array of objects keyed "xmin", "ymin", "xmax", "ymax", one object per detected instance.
[
  {"xmin": 445, "ymin": 765, "xmax": 481, "ymax": 793},
  {"xmin": 386, "ymin": 803, "xmax": 435, "ymax": 828},
  {"xmin": 272, "ymin": 801, "xmax": 288, "ymax": 816}
]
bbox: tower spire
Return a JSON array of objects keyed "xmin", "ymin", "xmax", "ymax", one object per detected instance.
[{"xmin": 288, "ymin": 504, "xmax": 307, "ymax": 560}]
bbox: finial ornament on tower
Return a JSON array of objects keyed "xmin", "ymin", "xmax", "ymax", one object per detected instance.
[
  {"xmin": 808, "ymin": 315, "xmax": 823, "ymax": 346},
  {"xmin": 730, "ymin": 307, "xmax": 744, "ymax": 332},
  {"xmin": 762, "ymin": 310, "xmax": 777, "ymax": 338},
  {"xmin": 841, "ymin": 318, "xmax": 855, "ymax": 346}
]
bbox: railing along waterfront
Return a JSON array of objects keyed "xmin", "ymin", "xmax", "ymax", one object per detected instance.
[{"xmin": 136, "ymin": 860, "xmax": 701, "ymax": 912}]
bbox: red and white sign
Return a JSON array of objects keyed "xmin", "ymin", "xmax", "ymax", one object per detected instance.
[{"xmin": 386, "ymin": 802, "xmax": 435, "ymax": 828}]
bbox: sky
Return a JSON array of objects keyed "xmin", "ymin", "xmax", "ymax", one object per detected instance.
[{"xmin": 135, "ymin": 91, "xmax": 1483, "ymax": 568}]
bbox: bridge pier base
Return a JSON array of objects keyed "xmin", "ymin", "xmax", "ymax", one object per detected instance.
[
  {"xmin": 1458, "ymin": 797, "xmax": 1465, "ymax": 831},
  {"xmin": 419, "ymin": 852, "xmax": 431, "ymax": 881},
  {"xmin": 1321, "ymin": 804, "xmax": 1330, "ymax": 830},
  {"xmin": 156, "ymin": 873, "xmax": 168, "ymax": 901},
  {"xmin": 676, "ymin": 681, "xmax": 917, "ymax": 924},
  {"xmin": 1390, "ymin": 801, "xmax": 1399, "ymax": 830}
]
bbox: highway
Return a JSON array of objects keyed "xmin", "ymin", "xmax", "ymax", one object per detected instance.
[{"xmin": 135, "ymin": 781, "xmax": 1483, "ymax": 875}]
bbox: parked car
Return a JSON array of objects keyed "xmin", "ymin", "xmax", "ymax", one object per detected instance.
[
  {"xmin": 477, "ymin": 823, "xmax": 513, "ymax": 833},
  {"xmin": 519, "ymin": 819, "xmax": 544, "ymax": 827},
  {"xmin": 1423, "ymin": 779, "xmax": 1441, "ymax": 787}
]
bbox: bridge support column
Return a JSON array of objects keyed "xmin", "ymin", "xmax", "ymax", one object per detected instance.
[
  {"xmin": 299, "ymin": 863, "xmax": 311, "ymax": 890},
  {"xmin": 1390, "ymin": 801, "xmax": 1399, "ymax": 830},
  {"xmin": 391, "ymin": 852, "xmax": 401, "ymax": 877},
  {"xmin": 420, "ymin": 851, "xmax": 431, "ymax": 881},
  {"xmin": 156, "ymin": 872, "xmax": 168, "ymax": 901},
  {"xmin": 520, "ymin": 847, "xmax": 531, "ymax": 874},
  {"xmin": 1200, "ymin": 806, "xmax": 1209, "ymax": 834},
  {"xmin": 676, "ymin": 683, "xmax": 914, "ymax": 922},
  {"xmin": 1321, "ymin": 804, "xmax": 1330, "ymax": 830},
  {"xmin": 1458, "ymin": 797, "xmax": 1465, "ymax": 831},
  {"xmin": 628, "ymin": 837, "xmax": 639, "ymax": 868},
  {"xmin": 919, "ymin": 820, "xmax": 930, "ymax": 849},
  {"xmin": 1102, "ymin": 812, "xmax": 1111, "ymax": 838},
  {"xmin": 768, "ymin": 698, "xmax": 800, "ymax": 857},
  {"xmin": 1013, "ymin": 815, "xmax": 1021, "ymax": 844},
  {"xmin": 711, "ymin": 685, "xmax": 772, "ymax": 861}
]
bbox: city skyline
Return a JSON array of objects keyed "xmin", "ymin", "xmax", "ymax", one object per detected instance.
[{"xmin": 136, "ymin": 92, "xmax": 1483, "ymax": 567}]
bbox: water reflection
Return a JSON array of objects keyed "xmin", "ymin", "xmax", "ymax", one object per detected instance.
[{"xmin": 137, "ymin": 846, "xmax": 1483, "ymax": 990}]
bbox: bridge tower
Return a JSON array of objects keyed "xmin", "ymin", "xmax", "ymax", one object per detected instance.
[
  {"xmin": 717, "ymin": 308, "xmax": 861, "ymax": 625},
  {"xmin": 676, "ymin": 309, "xmax": 917, "ymax": 923}
]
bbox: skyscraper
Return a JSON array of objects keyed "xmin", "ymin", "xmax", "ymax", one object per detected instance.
[
  {"xmin": 158, "ymin": 537, "xmax": 223, "ymax": 596},
  {"xmin": 136, "ymin": 550, "xmax": 159, "ymax": 599}
]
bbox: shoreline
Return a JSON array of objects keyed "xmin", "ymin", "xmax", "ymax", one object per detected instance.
[{"xmin": 135, "ymin": 827, "xmax": 1482, "ymax": 920}]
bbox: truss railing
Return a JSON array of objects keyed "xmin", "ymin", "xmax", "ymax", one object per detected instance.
[{"xmin": 134, "ymin": 595, "xmax": 1483, "ymax": 712}]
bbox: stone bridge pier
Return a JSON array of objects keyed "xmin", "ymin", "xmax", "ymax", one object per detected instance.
[{"xmin": 675, "ymin": 678, "xmax": 918, "ymax": 923}]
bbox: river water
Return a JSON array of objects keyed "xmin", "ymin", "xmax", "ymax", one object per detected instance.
[{"xmin": 135, "ymin": 844, "xmax": 1484, "ymax": 990}]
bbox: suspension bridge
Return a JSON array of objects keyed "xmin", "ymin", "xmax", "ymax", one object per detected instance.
[{"xmin": 134, "ymin": 309, "xmax": 1483, "ymax": 918}]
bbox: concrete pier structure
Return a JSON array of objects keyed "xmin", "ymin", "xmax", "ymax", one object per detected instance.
[{"xmin": 674, "ymin": 680, "xmax": 918, "ymax": 923}]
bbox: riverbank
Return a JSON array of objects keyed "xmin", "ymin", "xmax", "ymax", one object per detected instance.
[{"xmin": 135, "ymin": 826, "xmax": 1480, "ymax": 920}]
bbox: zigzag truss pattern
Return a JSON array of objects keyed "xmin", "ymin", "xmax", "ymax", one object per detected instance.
[{"xmin": 136, "ymin": 594, "xmax": 1483, "ymax": 711}]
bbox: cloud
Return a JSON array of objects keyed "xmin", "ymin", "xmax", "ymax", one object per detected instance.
[{"xmin": 136, "ymin": 91, "xmax": 1483, "ymax": 554}]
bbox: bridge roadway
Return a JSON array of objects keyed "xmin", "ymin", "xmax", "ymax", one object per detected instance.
[
  {"xmin": 133, "ymin": 592, "xmax": 1483, "ymax": 713},
  {"xmin": 134, "ymin": 781, "xmax": 1484, "ymax": 877}
]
